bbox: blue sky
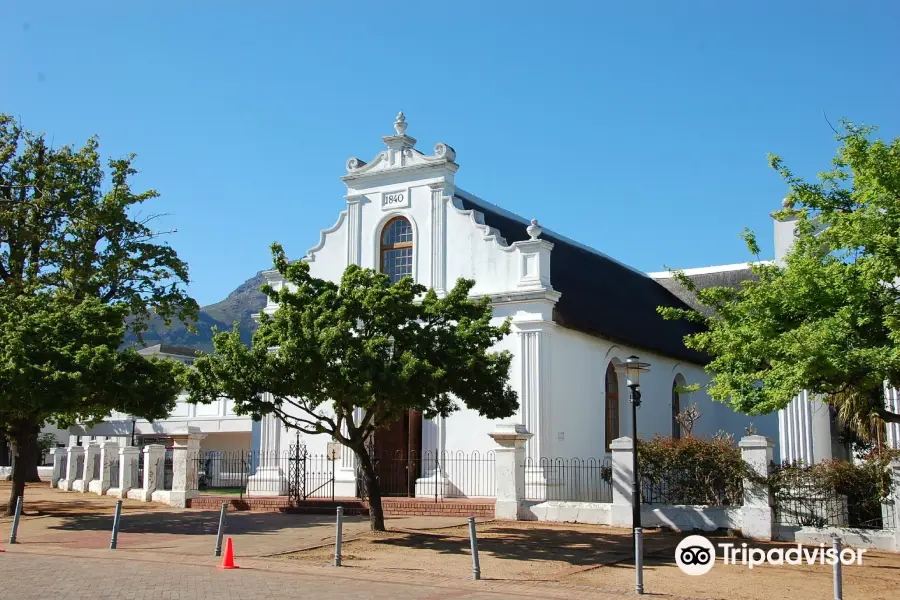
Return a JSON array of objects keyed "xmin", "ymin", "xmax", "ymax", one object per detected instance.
[{"xmin": 4, "ymin": 1, "xmax": 899, "ymax": 306}]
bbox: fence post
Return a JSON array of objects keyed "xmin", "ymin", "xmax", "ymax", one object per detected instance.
[
  {"xmin": 95, "ymin": 440, "xmax": 119, "ymax": 496},
  {"xmin": 739, "ymin": 435, "xmax": 774, "ymax": 541},
  {"xmin": 49, "ymin": 447, "xmax": 65, "ymax": 489},
  {"xmin": 140, "ymin": 444, "xmax": 166, "ymax": 502},
  {"xmin": 76, "ymin": 442, "xmax": 100, "ymax": 493},
  {"xmin": 488, "ymin": 424, "xmax": 532, "ymax": 520},
  {"xmin": 118, "ymin": 446, "xmax": 140, "ymax": 498},
  {"xmin": 61, "ymin": 444, "xmax": 84, "ymax": 492},
  {"xmin": 610, "ymin": 437, "xmax": 635, "ymax": 528}
]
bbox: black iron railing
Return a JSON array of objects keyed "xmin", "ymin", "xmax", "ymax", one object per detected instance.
[{"xmin": 522, "ymin": 456, "xmax": 613, "ymax": 503}]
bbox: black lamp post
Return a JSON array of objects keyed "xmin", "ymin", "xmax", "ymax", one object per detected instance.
[{"xmin": 620, "ymin": 355, "xmax": 650, "ymax": 534}]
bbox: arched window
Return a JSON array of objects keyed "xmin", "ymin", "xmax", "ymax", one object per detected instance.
[
  {"xmin": 672, "ymin": 379, "xmax": 682, "ymax": 440},
  {"xmin": 605, "ymin": 363, "xmax": 619, "ymax": 451},
  {"xmin": 380, "ymin": 216, "xmax": 413, "ymax": 283}
]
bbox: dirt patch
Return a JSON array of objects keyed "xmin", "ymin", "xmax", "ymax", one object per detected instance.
[
  {"xmin": 0, "ymin": 481, "xmax": 167, "ymax": 519},
  {"xmin": 279, "ymin": 520, "xmax": 900, "ymax": 599}
]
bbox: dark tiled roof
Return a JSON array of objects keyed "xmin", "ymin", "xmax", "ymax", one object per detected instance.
[
  {"xmin": 453, "ymin": 193, "xmax": 709, "ymax": 365},
  {"xmin": 653, "ymin": 268, "xmax": 759, "ymax": 317},
  {"xmin": 137, "ymin": 344, "xmax": 201, "ymax": 358}
]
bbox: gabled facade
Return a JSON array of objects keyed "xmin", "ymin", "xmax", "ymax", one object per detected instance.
[{"xmin": 253, "ymin": 113, "xmax": 777, "ymax": 497}]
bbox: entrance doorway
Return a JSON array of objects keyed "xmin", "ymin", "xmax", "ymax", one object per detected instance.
[{"xmin": 374, "ymin": 410, "xmax": 422, "ymax": 496}]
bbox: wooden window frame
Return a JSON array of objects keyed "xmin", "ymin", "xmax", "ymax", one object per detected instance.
[
  {"xmin": 672, "ymin": 380, "xmax": 681, "ymax": 440},
  {"xmin": 380, "ymin": 216, "xmax": 413, "ymax": 283},
  {"xmin": 605, "ymin": 363, "xmax": 619, "ymax": 452}
]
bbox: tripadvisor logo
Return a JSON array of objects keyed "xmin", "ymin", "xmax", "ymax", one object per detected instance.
[{"xmin": 675, "ymin": 535, "xmax": 867, "ymax": 576}]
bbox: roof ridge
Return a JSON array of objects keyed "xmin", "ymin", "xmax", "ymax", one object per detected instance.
[{"xmin": 453, "ymin": 188, "xmax": 650, "ymax": 278}]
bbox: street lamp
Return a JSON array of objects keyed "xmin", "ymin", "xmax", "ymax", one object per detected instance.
[{"xmin": 618, "ymin": 356, "xmax": 650, "ymax": 531}]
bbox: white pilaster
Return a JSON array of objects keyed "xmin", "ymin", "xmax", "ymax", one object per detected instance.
[
  {"xmin": 247, "ymin": 410, "xmax": 286, "ymax": 496},
  {"xmin": 429, "ymin": 184, "xmax": 447, "ymax": 294},
  {"xmin": 517, "ymin": 327, "xmax": 550, "ymax": 462},
  {"xmin": 415, "ymin": 415, "xmax": 448, "ymax": 498},
  {"xmin": 488, "ymin": 423, "xmax": 532, "ymax": 520},
  {"xmin": 346, "ymin": 194, "xmax": 363, "ymax": 266},
  {"xmin": 885, "ymin": 385, "xmax": 900, "ymax": 450},
  {"xmin": 740, "ymin": 435, "xmax": 774, "ymax": 540}
]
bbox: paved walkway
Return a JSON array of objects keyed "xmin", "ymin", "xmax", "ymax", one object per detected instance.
[
  {"xmin": 3, "ymin": 502, "xmax": 476, "ymax": 556},
  {"xmin": 0, "ymin": 550, "xmax": 664, "ymax": 600}
]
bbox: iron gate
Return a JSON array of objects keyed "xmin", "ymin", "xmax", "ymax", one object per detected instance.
[{"xmin": 287, "ymin": 442, "xmax": 307, "ymax": 504}]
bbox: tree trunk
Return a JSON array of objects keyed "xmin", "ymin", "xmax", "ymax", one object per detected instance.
[
  {"xmin": 24, "ymin": 431, "xmax": 41, "ymax": 483},
  {"xmin": 7, "ymin": 427, "xmax": 28, "ymax": 516},
  {"xmin": 355, "ymin": 447, "xmax": 386, "ymax": 532}
]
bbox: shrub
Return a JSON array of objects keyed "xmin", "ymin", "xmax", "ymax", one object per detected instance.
[
  {"xmin": 638, "ymin": 435, "xmax": 755, "ymax": 506},
  {"xmin": 769, "ymin": 449, "xmax": 898, "ymax": 528}
]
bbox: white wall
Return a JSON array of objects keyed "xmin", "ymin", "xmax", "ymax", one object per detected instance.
[{"xmin": 546, "ymin": 326, "xmax": 777, "ymax": 460}]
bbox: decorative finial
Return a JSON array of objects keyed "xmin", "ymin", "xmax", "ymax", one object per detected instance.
[
  {"xmin": 526, "ymin": 218, "xmax": 542, "ymax": 240},
  {"xmin": 781, "ymin": 196, "xmax": 794, "ymax": 210},
  {"xmin": 394, "ymin": 111, "xmax": 408, "ymax": 136}
]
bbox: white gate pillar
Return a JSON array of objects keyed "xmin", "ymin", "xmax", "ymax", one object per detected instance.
[
  {"xmin": 740, "ymin": 435, "xmax": 774, "ymax": 540},
  {"xmin": 610, "ymin": 436, "xmax": 634, "ymax": 527},
  {"xmin": 488, "ymin": 423, "xmax": 532, "ymax": 520},
  {"xmin": 167, "ymin": 427, "xmax": 205, "ymax": 508}
]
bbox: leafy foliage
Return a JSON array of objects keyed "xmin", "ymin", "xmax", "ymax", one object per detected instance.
[
  {"xmin": 659, "ymin": 121, "xmax": 900, "ymax": 436},
  {"xmin": 0, "ymin": 114, "xmax": 195, "ymax": 513},
  {"xmin": 770, "ymin": 450, "xmax": 898, "ymax": 529},
  {"xmin": 187, "ymin": 243, "xmax": 518, "ymax": 530},
  {"xmin": 638, "ymin": 434, "xmax": 755, "ymax": 506}
]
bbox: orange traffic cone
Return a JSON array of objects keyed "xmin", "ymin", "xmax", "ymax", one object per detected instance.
[{"xmin": 217, "ymin": 537, "xmax": 238, "ymax": 569}]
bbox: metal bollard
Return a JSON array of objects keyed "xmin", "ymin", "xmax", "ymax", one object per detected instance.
[
  {"xmin": 215, "ymin": 503, "xmax": 228, "ymax": 557},
  {"xmin": 468, "ymin": 516, "xmax": 481, "ymax": 581},
  {"xmin": 334, "ymin": 506, "xmax": 343, "ymax": 567},
  {"xmin": 109, "ymin": 500, "xmax": 123, "ymax": 550},
  {"xmin": 833, "ymin": 536, "xmax": 843, "ymax": 600},
  {"xmin": 634, "ymin": 527, "xmax": 644, "ymax": 595},
  {"xmin": 9, "ymin": 496, "xmax": 23, "ymax": 544}
]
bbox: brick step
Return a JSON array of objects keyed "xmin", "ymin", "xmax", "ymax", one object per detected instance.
[{"xmin": 188, "ymin": 495, "xmax": 494, "ymax": 517}]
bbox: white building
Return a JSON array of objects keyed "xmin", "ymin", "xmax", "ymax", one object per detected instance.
[
  {"xmin": 69, "ymin": 344, "xmax": 255, "ymax": 454},
  {"xmin": 245, "ymin": 113, "xmax": 778, "ymax": 496}
]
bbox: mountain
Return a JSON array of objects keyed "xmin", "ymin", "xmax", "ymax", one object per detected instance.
[{"xmin": 123, "ymin": 272, "xmax": 268, "ymax": 353}]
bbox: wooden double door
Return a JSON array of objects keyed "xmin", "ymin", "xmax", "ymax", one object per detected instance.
[{"xmin": 374, "ymin": 409, "xmax": 422, "ymax": 496}]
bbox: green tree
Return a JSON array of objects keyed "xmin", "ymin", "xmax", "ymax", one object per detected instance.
[
  {"xmin": 186, "ymin": 244, "xmax": 518, "ymax": 531},
  {"xmin": 0, "ymin": 292, "xmax": 186, "ymax": 513},
  {"xmin": 660, "ymin": 121, "xmax": 900, "ymax": 440},
  {"xmin": 0, "ymin": 114, "xmax": 197, "ymax": 513}
]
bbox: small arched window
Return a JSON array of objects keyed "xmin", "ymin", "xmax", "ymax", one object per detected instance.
[
  {"xmin": 380, "ymin": 217, "xmax": 413, "ymax": 283},
  {"xmin": 605, "ymin": 363, "xmax": 619, "ymax": 451},
  {"xmin": 672, "ymin": 380, "xmax": 682, "ymax": 440}
]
